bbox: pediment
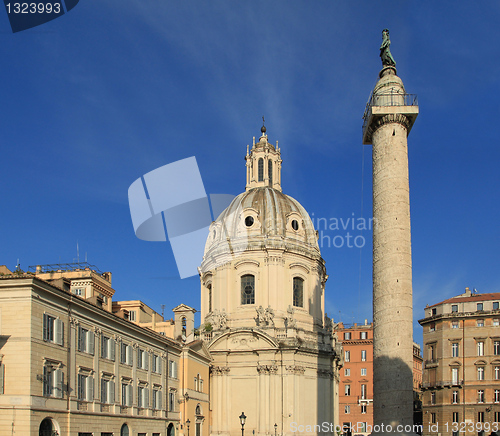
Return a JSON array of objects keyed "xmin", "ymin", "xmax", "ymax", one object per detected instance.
[
  {"xmin": 172, "ymin": 304, "xmax": 196, "ymax": 313},
  {"xmin": 208, "ymin": 329, "xmax": 278, "ymax": 352}
]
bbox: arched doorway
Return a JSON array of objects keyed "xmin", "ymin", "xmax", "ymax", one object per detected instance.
[
  {"xmin": 120, "ymin": 423, "xmax": 130, "ymax": 436},
  {"xmin": 39, "ymin": 418, "xmax": 59, "ymax": 436},
  {"xmin": 167, "ymin": 423, "xmax": 175, "ymax": 436}
]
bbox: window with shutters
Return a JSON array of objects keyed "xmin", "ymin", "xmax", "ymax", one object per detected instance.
[
  {"xmin": 101, "ymin": 335, "xmax": 115, "ymax": 361},
  {"xmin": 121, "ymin": 382, "xmax": 133, "ymax": 406},
  {"xmin": 43, "ymin": 363, "xmax": 64, "ymax": 398},
  {"xmin": 43, "ymin": 313, "xmax": 64, "ymax": 346},
  {"xmin": 152, "ymin": 387, "xmax": 162, "ymax": 410},
  {"xmin": 169, "ymin": 390, "xmax": 176, "ymax": 411},
  {"xmin": 169, "ymin": 360, "xmax": 177, "ymax": 379},
  {"xmin": 137, "ymin": 349, "xmax": 149, "ymax": 370},
  {"xmin": 78, "ymin": 327, "xmax": 94, "ymax": 355},
  {"xmin": 152, "ymin": 354, "xmax": 162, "ymax": 374},
  {"xmin": 138, "ymin": 385, "xmax": 149, "ymax": 409},
  {"xmin": 100, "ymin": 377, "xmax": 115, "ymax": 404},
  {"xmin": 120, "ymin": 343, "xmax": 133, "ymax": 366},
  {"xmin": 77, "ymin": 373, "xmax": 94, "ymax": 402}
]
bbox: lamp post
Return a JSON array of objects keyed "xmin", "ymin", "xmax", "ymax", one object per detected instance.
[
  {"xmin": 239, "ymin": 412, "xmax": 247, "ymax": 436},
  {"xmin": 186, "ymin": 419, "xmax": 190, "ymax": 436},
  {"xmin": 274, "ymin": 423, "xmax": 278, "ymax": 436}
]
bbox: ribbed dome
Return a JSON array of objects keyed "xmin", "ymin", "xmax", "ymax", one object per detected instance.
[{"xmin": 203, "ymin": 187, "xmax": 319, "ymax": 261}]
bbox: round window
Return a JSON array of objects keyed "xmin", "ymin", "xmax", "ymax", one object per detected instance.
[
  {"xmin": 245, "ymin": 216, "xmax": 254, "ymax": 227},
  {"xmin": 291, "ymin": 220, "xmax": 299, "ymax": 231}
]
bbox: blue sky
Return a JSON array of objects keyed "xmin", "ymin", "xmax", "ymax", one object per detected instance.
[{"xmin": 1, "ymin": 1, "xmax": 500, "ymax": 346}]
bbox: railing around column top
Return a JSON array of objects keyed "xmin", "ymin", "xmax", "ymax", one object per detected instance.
[{"xmin": 362, "ymin": 92, "xmax": 418, "ymax": 133}]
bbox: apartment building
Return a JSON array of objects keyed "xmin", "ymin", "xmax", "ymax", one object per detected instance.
[
  {"xmin": 419, "ymin": 287, "xmax": 500, "ymax": 436},
  {"xmin": 335, "ymin": 322, "xmax": 373, "ymax": 436},
  {"xmin": 0, "ymin": 263, "xmax": 185, "ymax": 436}
]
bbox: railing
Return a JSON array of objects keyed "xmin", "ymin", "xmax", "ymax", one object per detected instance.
[
  {"xmin": 424, "ymin": 359, "xmax": 438, "ymax": 367},
  {"xmin": 422, "ymin": 380, "xmax": 463, "ymax": 389},
  {"xmin": 362, "ymin": 92, "xmax": 418, "ymax": 133}
]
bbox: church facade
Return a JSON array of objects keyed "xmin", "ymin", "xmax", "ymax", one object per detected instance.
[{"xmin": 198, "ymin": 126, "xmax": 342, "ymax": 436}]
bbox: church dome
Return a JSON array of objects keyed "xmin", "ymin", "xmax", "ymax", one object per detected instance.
[{"xmin": 202, "ymin": 186, "xmax": 320, "ymax": 263}]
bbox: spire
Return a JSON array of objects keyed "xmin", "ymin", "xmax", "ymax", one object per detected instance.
[{"xmin": 245, "ymin": 120, "xmax": 282, "ymax": 192}]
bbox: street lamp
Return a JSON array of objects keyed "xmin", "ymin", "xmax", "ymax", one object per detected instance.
[
  {"xmin": 186, "ymin": 419, "xmax": 190, "ymax": 436},
  {"xmin": 274, "ymin": 423, "xmax": 278, "ymax": 436},
  {"xmin": 239, "ymin": 412, "xmax": 247, "ymax": 436}
]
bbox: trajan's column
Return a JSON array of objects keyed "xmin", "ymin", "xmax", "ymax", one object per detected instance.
[{"xmin": 362, "ymin": 29, "xmax": 419, "ymax": 435}]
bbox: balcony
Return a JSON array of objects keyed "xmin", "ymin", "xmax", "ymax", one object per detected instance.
[
  {"xmin": 422, "ymin": 380, "xmax": 463, "ymax": 390},
  {"xmin": 362, "ymin": 92, "xmax": 419, "ymax": 145}
]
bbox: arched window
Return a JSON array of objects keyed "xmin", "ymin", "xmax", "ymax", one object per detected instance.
[
  {"xmin": 207, "ymin": 284, "xmax": 212, "ymax": 313},
  {"xmin": 258, "ymin": 158, "xmax": 264, "ymax": 182},
  {"xmin": 182, "ymin": 317, "xmax": 186, "ymax": 336},
  {"xmin": 241, "ymin": 275, "xmax": 255, "ymax": 305},
  {"xmin": 293, "ymin": 277, "xmax": 303, "ymax": 308},
  {"xmin": 268, "ymin": 160, "xmax": 273, "ymax": 186},
  {"xmin": 120, "ymin": 424, "xmax": 130, "ymax": 436}
]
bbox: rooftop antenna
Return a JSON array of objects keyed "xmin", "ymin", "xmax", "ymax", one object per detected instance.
[
  {"xmin": 77, "ymin": 241, "xmax": 80, "ymax": 263},
  {"xmin": 161, "ymin": 304, "xmax": 165, "ymax": 318}
]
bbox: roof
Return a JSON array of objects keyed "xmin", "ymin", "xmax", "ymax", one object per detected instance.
[{"xmin": 430, "ymin": 292, "xmax": 500, "ymax": 308}]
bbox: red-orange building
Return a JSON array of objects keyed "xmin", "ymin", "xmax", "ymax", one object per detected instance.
[{"xmin": 335, "ymin": 321, "xmax": 373, "ymax": 436}]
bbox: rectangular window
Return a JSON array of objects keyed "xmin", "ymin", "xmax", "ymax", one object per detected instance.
[
  {"xmin": 43, "ymin": 314, "xmax": 64, "ymax": 345},
  {"xmin": 430, "ymin": 322, "xmax": 435, "ymax": 332},
  {"xmin": 451, "ymin": 304, "xmax": 458, "ymax": 313},
  {"xmin": 431, "ymin": 413, "xmax": 436, "ymax": 424},
  {"xmin": 495, "ymin": 412, "xmax": 500, "ymax": 423},
  {"xmin": 78, "ymin": 327, "xmax": 94, "ymax": 355},
  {"xmin": 169, "ymin": 360, "xmax": 177, "ymax": 378},
  {"xmin": 100, "ymin": 378, "xmax": 115, "ymax": 404},
  {"xmin": 452, "ymin": 342, "xmax": 459, "ymax": 357},
  {"xmin": 478, "ymin": 412, "xmax": 485, "ymax": 423},
  {"xmin": 478, "ymin": 341, "xmax": 484, "ymax": 356},
  {"xmin": 431, "ymin": 392, "xmax": 436, "ymax": 404},
  {"xmin": 453, "ymin": 412, "xmax": 459, "ymax": 423},
  {"xmin": 432, "ymin": 308, "xmax": 437, "ymax": 315},
  {"xmin": 361, "ymin": 368, "xmax": 367, "ymax": 376},
  {"xmin": 152, "ymin": 388, "xmax": 162, "ymax": 410},
  {"xmin": 345, "ymin": 384, "xmax": 350, "ymax": 396},
  {"xmin": 452, "ymin": 368, "xmax": 459, "ymax": 384},
  {"xmin": 344, "ymin": 332, "xmax": 351, "ymax": 340},
  {"xmin": 169, "ymin": 391, "xmax": 176, "ymax": 411},
  {"xmin": 452, "ymin": 391, "xmax": 459, "ymax": 404},
  {"xmin": 495, "ymin": 390, "xmax": 500, "ymax": 403},
  {"xmin": 360, "ymin": 331, "xmax": 368, "ymax": 339},
  {"xmin": 137, "ymin": 386, "xmax": 149, "ymax": 408},
  {"xmin": 361, "ymin": 350, "xmax": 367, "ymax": 361},
  {"xmin": 196, "ymin": 423, "xmax": 201, "ymax": 436},
  {"xmin": 477, "ymin": 303, "xmax": 484, "ymax": 311},
  {"xmin": 452, "ymin": 321, "xmax": 459, "ymax": 329},
  {"xmin": 477, "ymin": 319, "xmax": 484, "ymax": 327},
  {"xmin": 344, "ymin": 350, "xmax": 350, "ymax": 362},
  {"xmin": 361, "ymin": 384, "xmax": 367, "ymax": 399},
  {"xmin": 137, "ymin": 349, "xmax": 149, "ymax": 370},
  {"xmin": 430, "ymin": 345, "xmax": 435, "ymax": 360},
  {"xmin": 496, "ymin": 366, "xmax": 500, "ymax": 380},
  {"xmin": 129, "ymin": 310, "xmax": 136, "ymax": 321},
  {"xmin": 74, "ymin": 288, "xmax": 84, "ymax": 296},
  {"xmin": 78, "ymin": 374, "xmax": 93, "ymax": 402},
  {"xmin": 152, "ymin": 354, "xmax": 162, "ymax": 373},
  {"xmin": 495, "ymin": 341, "xmax": 500, "ymax": 355},
  {"xmin": 344, "ymin": 368, "xmax": 350, "ymax": 376},
  {"xmin": 478, "ymin": 390, "xmax": 484, "ymax": 403},
  {"xmin": 101, "ymin": 335, "xmax": 115, "ymax": 361},
  {"xmin": 43, "ymin": 366, "xmax": 64, "ymax": 398},
  {"xmin": 478, "ymin": 367, "xmax": 485, "ymax": 380},
  {"xmin": 494, "ymin": 302, "xmax": 500, "ymax": 310},
  {"xmin": 361, "ymin": 404, "xmax": 367, "ymax": 414},
  {"xmin": 345, "ymin": 405, "xmax": 350, "ymax": 414},
  {"xmin": 494, "ymin": 319, "xmax": 500, "ymax": 326},
  {"xmin": 120, "ymin": 343, "xmax": 133, "ymax": 365}
]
